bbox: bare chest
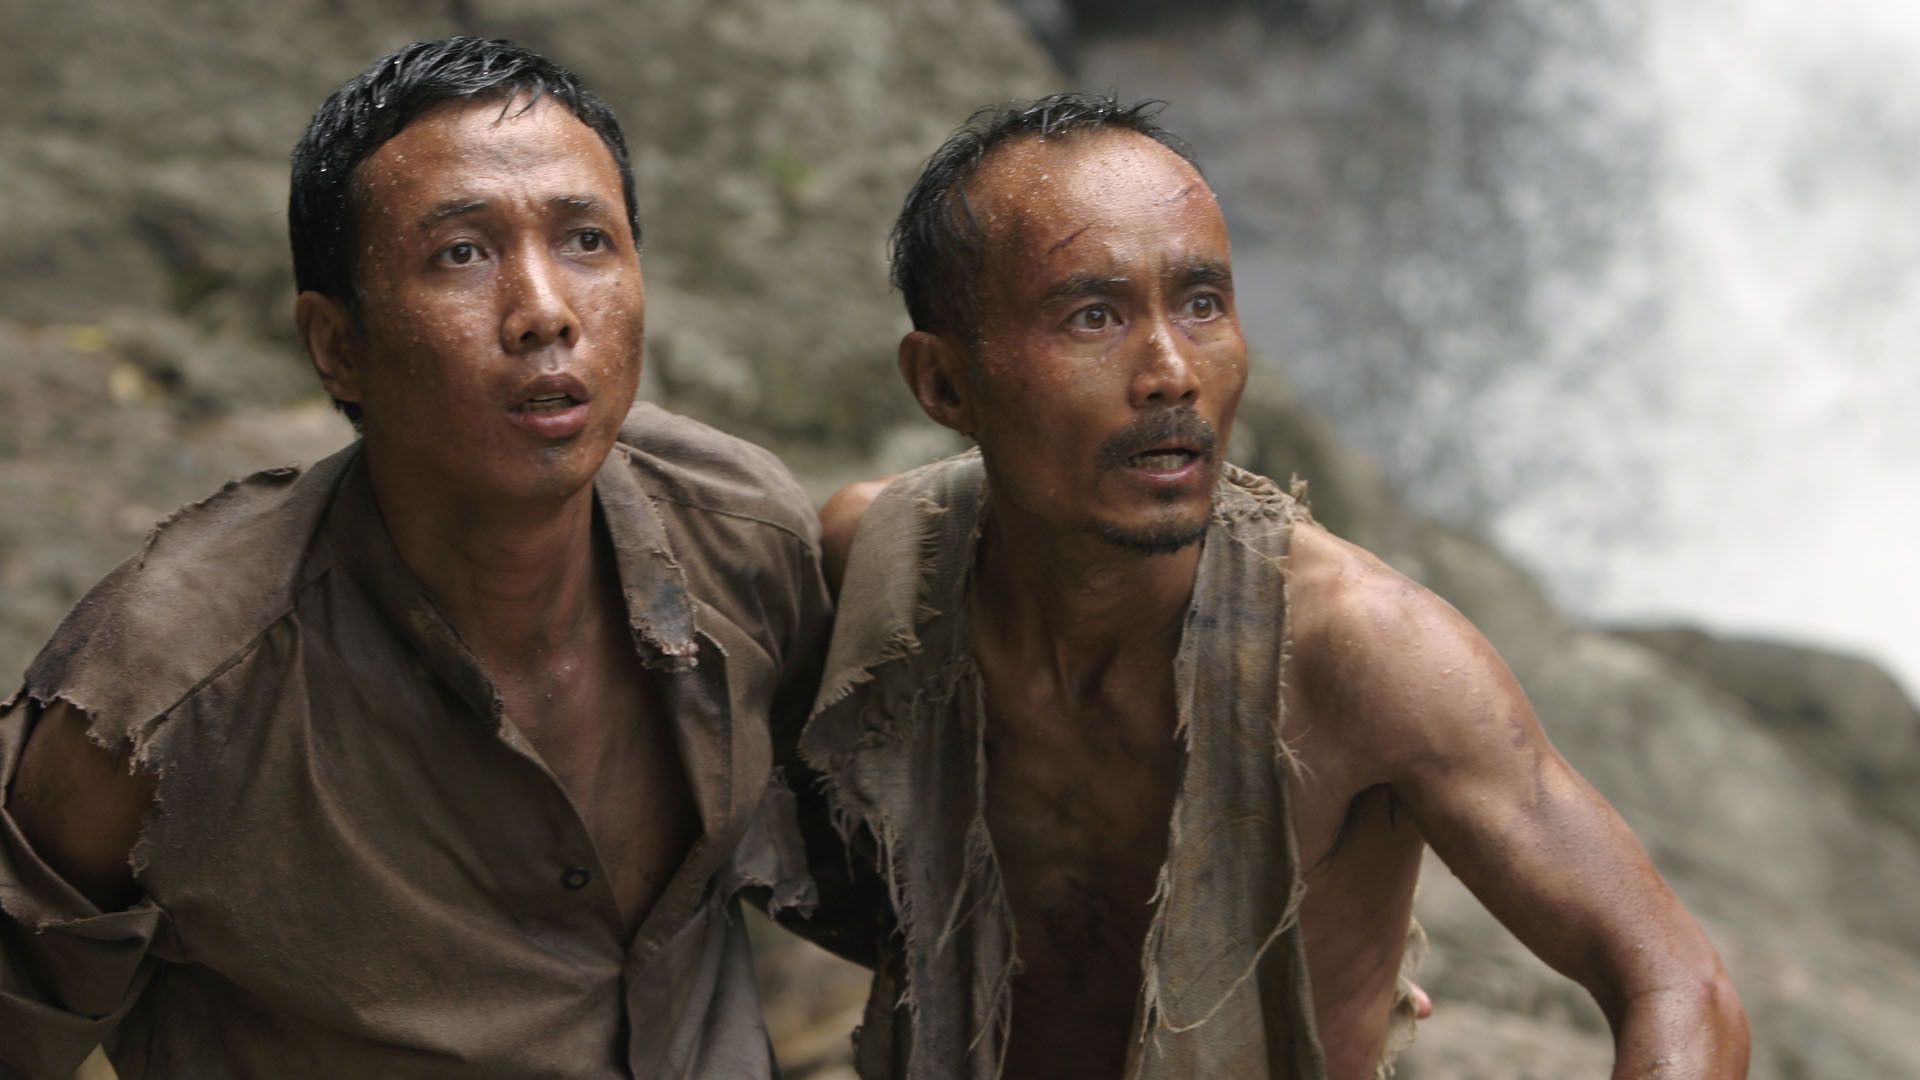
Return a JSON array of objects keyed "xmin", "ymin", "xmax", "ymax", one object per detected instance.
[{"xmin": 977, "ymin": 665, "xmax": 1183, "ymax": 1074}]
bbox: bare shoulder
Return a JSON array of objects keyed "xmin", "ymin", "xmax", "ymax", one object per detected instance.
[
  {"xmin": 818, "ymin": 476, "xmax": 897, "ymax": 594},
  {"xmin": 7, "ymin": 698, "xmax": 156, "ymax": 910},
  {"xmin": 1286, "ymin": 521, "xmax": 1530, "ymax": 768},
  {"xmin": 1285, "ymin": 519, "xmax": 1465, "ymax": 666}
]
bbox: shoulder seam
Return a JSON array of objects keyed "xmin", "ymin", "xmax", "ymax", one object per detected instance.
[
  {"xmin": 121, "ymin": 559, "xmax": 336, "ymax": 747},
  {"xmin": 646, "ymin": 493, "xmax": 819, "ymax": 550},
  {"xmin": 607, "ymin": 440, "xmax": 817, "ymax": 548}
]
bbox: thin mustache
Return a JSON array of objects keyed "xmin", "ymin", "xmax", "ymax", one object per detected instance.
[{"xmin": 1095, "ymin": 409, "xmax": 1218, "ymax": 470}]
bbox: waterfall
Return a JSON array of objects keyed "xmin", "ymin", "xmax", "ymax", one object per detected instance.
[
  {"xmin": 1510, "ymin": 0, "xmax": 1920, "ymax": 695},
  {"xmin": 1060, "ymin": 0, "xmax": 1920, "ymax": 695}
]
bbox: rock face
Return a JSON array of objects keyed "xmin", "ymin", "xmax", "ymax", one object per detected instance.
[
  {"xmin": 2, "ymin": 2, "xmax": 1916, "ymax": 1079},
  {"xmin": 1614, "ymin": 626, "xmax": 1920, "ymax": 840}
]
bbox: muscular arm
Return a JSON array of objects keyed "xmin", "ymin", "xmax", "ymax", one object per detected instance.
[
  {"xmin": 1295, "ymin": 527, "xmax": 1748, "ymax": 1078},
  {"xmin": 7, "ymin": 699, "xmax": 155, "ymax": 912}
]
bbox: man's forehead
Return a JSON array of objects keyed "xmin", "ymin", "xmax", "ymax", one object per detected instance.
[
  {"xmin": 356, "ymin": 96, "xmax": 618, "ymax": 216},
  {"xmin": 968, "ymin": 131, "xmax": 1218, "ymax": 252}
]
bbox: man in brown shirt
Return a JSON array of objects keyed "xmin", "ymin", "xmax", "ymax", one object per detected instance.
[
  {"xmin": 0, "ymin": 38, "xmax": 827, "ymax": 1078},
  {"xmin": 805, "ymin": 95, "xmax": 1749, "ymax": 1078}
]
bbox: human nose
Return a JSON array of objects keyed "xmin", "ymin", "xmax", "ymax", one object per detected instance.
[
  {"xmin": 500, "ymin": 249, "xmax": 578, "ymax": 353},
  {"xmin": 1129, "ymin": 317, "xmax": 1200, "ymax": 408}
]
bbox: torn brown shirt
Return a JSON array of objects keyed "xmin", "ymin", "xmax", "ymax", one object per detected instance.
[
  {"xmin": 0, "ymin": 402, "xmax": 829, "ymax": 1079},
  {"xmin": 799, "ymin": 451, "xmax": 1328, "ymax": 1080}
]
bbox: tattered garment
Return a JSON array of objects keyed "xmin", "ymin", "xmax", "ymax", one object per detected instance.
[
  {"xmin": 800, "ymin": 451, "xmax": 1328, "ymax": 1079},
  {"xmin": 0, "ymin": 402, "xmax": 829, "ymax": 1079}
]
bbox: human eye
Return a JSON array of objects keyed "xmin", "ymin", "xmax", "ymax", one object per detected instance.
[
  {"xmin": 1183, "ymin": 292, "xmax": 1225, "ymax": 322},
  {"xmin": 1065, "ymin": 303, "xmax": 1119, "ymax": 332},
  {"xmin": 435, "ymin": 240, "xmax": 487, "ymax": 267},
  {"xmin": 567, "ymin": 227, "xmax": 613, "ymax": 255}
]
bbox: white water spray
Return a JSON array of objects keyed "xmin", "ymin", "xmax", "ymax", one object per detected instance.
[
  {"xmin": 1500, "ymin": 0, "xmax": 1920, "ymax": 695},
  {"xmin": 1070, "ymin": 1, "xmax": 1920, "ymax": 695}
]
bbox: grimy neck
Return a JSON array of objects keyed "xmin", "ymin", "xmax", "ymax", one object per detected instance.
[
  {"xmin": 367, "ymin": 458, "xmax": 607, "ymax": 672},
  {"xmin": 969, "ymin": 507, "xmax": 1201, "ymax": 697}
]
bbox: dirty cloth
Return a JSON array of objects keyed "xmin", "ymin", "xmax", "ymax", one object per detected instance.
[
  {"xmin": 800, "ymin": 450, "xmax": 1328, "ymax": 1079},
  {"xmin": 0, "ymin": 402, "xmax": 829, "ymax": 1080}
]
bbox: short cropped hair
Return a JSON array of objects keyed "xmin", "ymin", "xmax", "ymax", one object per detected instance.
[
  {"xmin": 288, "ymin": 37, "xmax": 639, "ymax": 425},
  {"xmin": 289, "ymin": 36, "xmax": 640, "ymax": 307},
  {"xmin": 888, "ymin": 93, "xmax": 1201, "ymax": 341}
]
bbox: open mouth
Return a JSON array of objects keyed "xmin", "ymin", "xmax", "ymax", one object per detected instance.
[
  {"xmin": 1096, "ymin": 409, "xmax": 1219, "ymax": 475},
  {"xmin": 515, "ymin": 393, "xmax": 580, "ymax": 414},
  {"xmin": 505, "ymin": 375, "xmax": 593, "ymax": 439},
  {"xmin": 1126, "ymin": 447, "xmax": 1202, "ymax": 471}
]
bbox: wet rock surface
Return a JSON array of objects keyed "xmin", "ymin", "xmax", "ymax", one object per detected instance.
[{"xmin": 3, "ymin": 2, "xmax": 1915, "ymax": 1077}]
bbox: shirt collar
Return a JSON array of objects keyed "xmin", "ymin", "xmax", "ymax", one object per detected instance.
[{"xmin": 323, "ymin": 442, "xmax": 701, "ymax": 721}]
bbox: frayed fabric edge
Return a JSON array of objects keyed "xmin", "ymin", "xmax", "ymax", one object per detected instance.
[
  {"xmin": 1375, "ymin": 917, "xmax": 1430, "ymax": 1079},
  {"xmin": 0, "ymin": 688, "xmax": 167, "ymax": 926},
  {"xmin": 135, "ymin": 466, "xmax": 303, "ymax": 571}
]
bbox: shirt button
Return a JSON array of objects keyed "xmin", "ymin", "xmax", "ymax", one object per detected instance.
[{"xmin": 561, "ymin": 866, "xmax": 592, "ymax": 891}]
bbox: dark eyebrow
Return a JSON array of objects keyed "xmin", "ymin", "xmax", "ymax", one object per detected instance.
[
  {"xmin": 1173, "ymin": 259, "xmax": 1234, "ymax": 290},
  {"xmin": 1038, "ymin": 272, "xmax": 1130, "ymax": 307},
  {"xmin": 417, "ymin": 199, "xmax": 487, "ymax": 232},
  {"xmin": 550, "ymin": 194, "xmax": 608, "ymax": 215},
  {"xmin": 416, "ymin": 195, "xmax": 612, "ymax": 232}
]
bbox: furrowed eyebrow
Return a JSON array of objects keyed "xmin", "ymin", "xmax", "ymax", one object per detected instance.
[
  {"xmin": 1173, "ymin": 259, "xmax": 1234, "ymax": 290},
  {"xmin": 415, "ymin": 195, "xmax": 612, "ymax": 232},
  {"xmin": 416, "ymin": 198, "xmax": 487, "ymax": 230},
  {"xmin": 549, "ymin": 194, "xmax": 608, "ymax": 215},
  {"xmin": 417, "ymin": 199, "xmax": 488, "ymax": 231},
  {"xmin": 1039, "ymin": 273, "xmax": 1130, "ymax": 307}
]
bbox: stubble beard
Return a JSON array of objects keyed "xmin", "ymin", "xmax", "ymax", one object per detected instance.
[
  {"xmin": 1091, "ymin": 489, "xmax": 1211, "ymax": 556},
  {"xmin": 1085, "ymin": 406, "xmax": 1221, "ymax": 555}
]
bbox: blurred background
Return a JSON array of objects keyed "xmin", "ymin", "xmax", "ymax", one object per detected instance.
[{"xmin": 3, "ymin": 0, "xmax": 1916, "ymax": 1076}]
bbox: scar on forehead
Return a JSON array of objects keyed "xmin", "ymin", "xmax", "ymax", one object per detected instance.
[
  {"xmin": 1045, "ymin": 225, "xmax": 1091, "ymax": 256},
  {"xmin": 1157, "ymin": 182, "xmax": 1202, "ymax": 206}
]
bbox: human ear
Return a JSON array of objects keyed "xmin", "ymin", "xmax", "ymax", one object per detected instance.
[
  {"xmin": 296, "ymin": 291, "xmax": 363, "ymax": 406},
  {"xmin": 898, "ymin": 330, "xmax": 975, "ymax": 435}
]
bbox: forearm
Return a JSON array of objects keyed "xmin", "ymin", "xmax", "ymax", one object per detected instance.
[
  {"xmin": 773, "ymin": 825, "xmax": 892, "ymax": 969},
  {"xmin": 767, "ymin": 757, "xmax": 893, "ymax": 970},
  {"xmin": 1608, "ymin": 970, "xmax": 1750, "ymax": 1079}
]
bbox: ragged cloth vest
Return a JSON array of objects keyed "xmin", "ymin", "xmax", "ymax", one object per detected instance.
[{"xmin": 800, "ymin": 451, "xmax": 1329, "ymax": 1080}]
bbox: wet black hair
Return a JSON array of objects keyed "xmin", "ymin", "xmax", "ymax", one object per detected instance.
[
  {"xmin": 888, "ymin": 92, "xmax": 1202, "ymax": 342},
  {"xmin": 290, "ymin": 36, "xmax": 640, "ymax": 303},
  {"xmin": 288, "ymin": 37, "xmax": 639, "ymax": 425}
]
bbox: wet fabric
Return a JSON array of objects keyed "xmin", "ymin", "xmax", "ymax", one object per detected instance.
[
  {"xmin": 799, "ymin": 450, "xmax": 1328, "ymax": 1080},
  {"xmin": 0, "ymin": 402, "xmax": 829, "ymax": 1080}
]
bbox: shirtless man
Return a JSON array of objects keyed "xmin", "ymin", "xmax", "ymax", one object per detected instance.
[
  {"xmin": 0, "ymin": 38, "xmax": 825, "ymax": 1077},
  {"xmin": 801, "ymin": 95, "xmax": 1747, "ymax": 1078}
]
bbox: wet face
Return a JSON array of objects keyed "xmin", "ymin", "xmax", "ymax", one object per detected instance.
[
  {"xmin": 317, "ymin": 96, "xmax": 645, "ymax": 506},
  {"xmin": 950, "ymin": 130, "xmax": 1246, "ymax": 554}
]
